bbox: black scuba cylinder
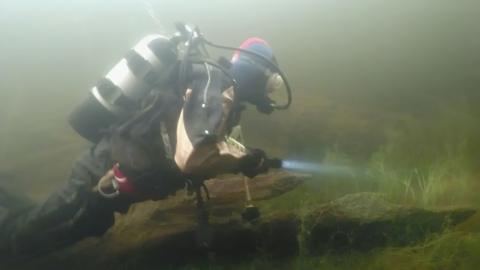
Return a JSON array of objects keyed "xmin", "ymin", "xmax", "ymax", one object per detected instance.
[{"xmin": 69, "ymin": 35, "xmax": 177, "ymax": 142}]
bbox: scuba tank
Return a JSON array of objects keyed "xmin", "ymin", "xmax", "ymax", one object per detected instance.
[
  {"xmin": 69, "ymin": 23, "xmax": 293, "ymax": 144},
  {"xmin": 69, "ymin": 35, "xmax": 177, "ymax": 143}
]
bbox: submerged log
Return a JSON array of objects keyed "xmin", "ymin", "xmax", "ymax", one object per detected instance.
[
  {"xmin": 2, "ymin": 174, "xmax": 476, "ymax": 270},
  {"xmin": 110, "ymin": 170, "xmax": 308, "ymax": 232},
  {"xmin": 96, "ymin": 192, "xmax": 476, "ymax": 267}
]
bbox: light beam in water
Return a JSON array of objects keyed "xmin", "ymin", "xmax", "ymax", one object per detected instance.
[{"xmin": 281, "ymin": 159, "xmax": 356, "ymax": 177}]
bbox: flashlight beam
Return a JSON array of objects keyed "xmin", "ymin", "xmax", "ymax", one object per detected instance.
[{"xmin": 281, "ymin": 159, "xmax": 356, "ymax": 177}]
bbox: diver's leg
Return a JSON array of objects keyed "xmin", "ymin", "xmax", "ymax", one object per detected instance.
[
  {"xmin": 0, "ymin": 188, "xmax": 33, "ymax": 254},
  {"xmin": 2, "ymin": 138, "xmax": 124, "ymax": 254}
]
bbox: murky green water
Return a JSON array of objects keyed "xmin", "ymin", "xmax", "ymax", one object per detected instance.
[{"xmin": 1, "ymin": 0, "xmax": 480, "ymax": 269}]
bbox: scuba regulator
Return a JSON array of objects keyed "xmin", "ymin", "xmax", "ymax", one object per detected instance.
[{"xmin": 68, "ymin": 23, "xmax": 293, "ymax": 143}]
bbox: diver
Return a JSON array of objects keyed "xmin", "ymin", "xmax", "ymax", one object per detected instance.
[{"xmin": 0, "ymin": 24, "xmax": 292, "ymax": 255}]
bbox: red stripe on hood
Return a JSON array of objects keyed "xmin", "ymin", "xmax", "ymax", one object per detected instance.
[{"xmin": 231, "ymin": 37, "xmax": 270, "ymax": 62}]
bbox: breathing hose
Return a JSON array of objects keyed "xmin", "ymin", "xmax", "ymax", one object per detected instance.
[
  {"xmin": 201, "ymin": 38, "xmax": 292, "ymax": 110},
  {"xmin": 172, "ymin": 23, "xmax": 292, "ymax": 110}
]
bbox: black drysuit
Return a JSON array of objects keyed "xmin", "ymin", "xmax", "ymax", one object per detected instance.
[{"xmin": 1, "ymin": 138, "xmax": 126, "ymax": 253}]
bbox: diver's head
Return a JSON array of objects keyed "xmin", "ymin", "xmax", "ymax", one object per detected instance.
[{"xmin": 230, "ymin": 38, "xmax": 284, "ymax": 114}]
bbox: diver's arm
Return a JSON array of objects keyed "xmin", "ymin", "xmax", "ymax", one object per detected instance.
[{"xmin": 175, "ymin": 133, "xmax": 272, "ymax": 178}]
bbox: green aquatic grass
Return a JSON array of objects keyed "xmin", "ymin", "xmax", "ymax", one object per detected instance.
[
  {"xmin": 261, "ymin": 104, "xmax": 480, "ymax": 211},
  {"xmin": 239, "ymin": 105, "xmax": 480, "ymax": 270},
  {"xmin": 367, "ymin": 109, "xmax": 477, "ymax": 208},
  {"xmin": 369, "ymin": 148, "xmax": 472, "ymax": 208}
]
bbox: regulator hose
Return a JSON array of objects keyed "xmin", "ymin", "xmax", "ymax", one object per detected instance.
[{"xmin": 172, "ymin": 23, "xmax": 292, "ymax": 110}]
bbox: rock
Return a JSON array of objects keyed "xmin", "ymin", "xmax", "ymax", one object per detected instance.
[
  {"xmin": 2, "ymin": 187, "xmax": 476, "ymax": 269},
  {"xmin": 304, "ymin": 192, "xmax": 476, "ymax": 254}
]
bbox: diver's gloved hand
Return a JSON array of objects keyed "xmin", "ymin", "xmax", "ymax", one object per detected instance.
[{"xmin": 239, "ymin": 148, "xmax": 271, "ymax": 178}]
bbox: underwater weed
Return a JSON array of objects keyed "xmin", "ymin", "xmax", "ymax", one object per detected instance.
[
  {"xmin": 370, "ymin": 142, "xmax": 471, "ymax": 208},
  {"xmin": 367, "ymin": 107, "xmax": 476, "ymax": 208}
]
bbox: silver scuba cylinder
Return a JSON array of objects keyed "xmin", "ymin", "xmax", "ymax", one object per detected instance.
[{"xmin": 69, "ymin": 35, "xmax": 177, "ymax": 142}]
